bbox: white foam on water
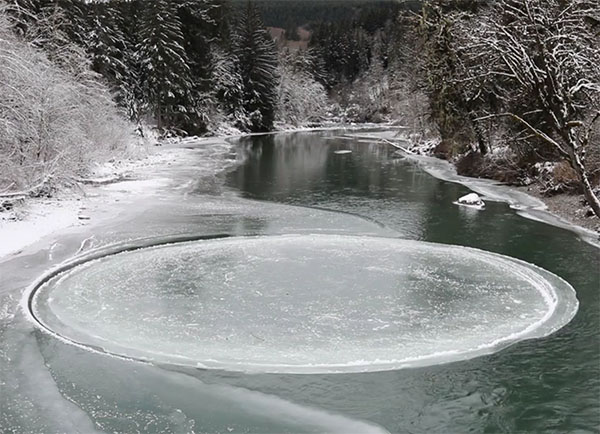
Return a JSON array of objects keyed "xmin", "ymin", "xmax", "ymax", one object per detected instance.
[{"xmin": 25, "ymin": 234, "xmax": 579, "ymax": 374}]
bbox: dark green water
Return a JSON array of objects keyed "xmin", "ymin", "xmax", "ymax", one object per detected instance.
[
  {"xmin": 0, "ymin": 129, "xmax": 598, "ymax": 433},
  {"xmin": 222, "ymin": 131, "xmax": 600, "ymax": 433}
]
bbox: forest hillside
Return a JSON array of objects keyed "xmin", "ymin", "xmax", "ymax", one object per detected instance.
[{"xmin": 0, "ymin": 0, "xmax": 598, "ymax": 225}]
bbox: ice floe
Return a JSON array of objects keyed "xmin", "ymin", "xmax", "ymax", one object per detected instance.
[{"xmin": 28, "ymin": 234, "xmax": 578, "ymax": 374}]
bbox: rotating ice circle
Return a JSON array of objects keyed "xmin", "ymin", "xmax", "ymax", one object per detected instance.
[{"xmin": 29, "ymin": 234, "xmax": 578, "ymax": 373}]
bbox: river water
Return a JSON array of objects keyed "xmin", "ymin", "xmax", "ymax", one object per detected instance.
[{"xmin": 0, "ymin": 129, "xmax": 598, "ymax": 433}]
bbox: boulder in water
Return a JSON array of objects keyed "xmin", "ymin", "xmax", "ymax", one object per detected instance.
[{"xmin": 455, "ymin": 193, "xmax": 485, "ymax": 210}]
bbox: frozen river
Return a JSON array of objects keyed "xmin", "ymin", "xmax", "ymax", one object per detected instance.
[{"xmin": 1, "ymin": 129, "xmax": 598, "ymax": 433}]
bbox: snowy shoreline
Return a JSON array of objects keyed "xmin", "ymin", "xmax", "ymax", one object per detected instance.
[
  {"xmin": 0, "ymin": 124, "xmax": 393, "ymax": 262},
  {"xmin": 1, "ymin": 125, "xmax": 597, "ymax": 264},
  {"xmin": 0, "ymin": 140, "xmax": 200, "ymax": 261},
  {"xmin": 342, "ymin": 130, "xmax": 600, "ymax": 248}
]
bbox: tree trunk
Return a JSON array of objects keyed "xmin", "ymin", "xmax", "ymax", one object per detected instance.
[
  {"xmin": 157, "ymin": 102, "xmax": 162, "ymax": 131},
  {"xmin": 570, "ymin": 148, "xmax": 600, "ymax": 218},
  {"xmin": 582, "ymin": 176, "xmax": 600, "ymax": 219},
  {"xmin": 471, "ymin": 116, "xmax": 488, "ymax": 155}
]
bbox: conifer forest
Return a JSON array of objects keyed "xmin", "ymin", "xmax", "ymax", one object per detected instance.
[
  {"xmin": 1, "ymin": 2, "xmax": 599, "ymax": 433},
  {"xmin": 1, "ymin": 0, "xmax": 599, "ymax": 217}
]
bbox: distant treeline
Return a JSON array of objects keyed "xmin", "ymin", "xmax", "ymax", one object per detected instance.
[
  {"xmin": 6, "ymin": 0, "xmax": 290, "ymax": 134},
  {"xmin": 235, "ymin": 0, "xmax": 421, "ymax": 29},
  {"xmin": 2, "ymin": 0, "xmax": 598, "ymax": 215}
]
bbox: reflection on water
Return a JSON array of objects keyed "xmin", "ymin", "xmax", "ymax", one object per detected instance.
[
  {"xmin": 225, "ymin": 130, "xmax": 600, "ymax": 433},
  {"xmin": 0, "ymin": 129, "xmax": 598, "ymax": 433},
  {"xmin": 229, "ymin": 132, "xmax": 445, "ymax": 240}
]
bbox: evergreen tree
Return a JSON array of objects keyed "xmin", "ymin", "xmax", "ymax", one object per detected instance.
[
  {"xmin": 87, "ymin": 1, "xmax": 140, "ymax": 122},
  {"xmin": 212, "ymin": 0, "xmax": 234, "ymax": 48},
  {"xmin": 88, "ymin": 4, "xmax": 125, "ymax": 82},
  {"xmin": 138, "ymin": 0, "xmax": 195, "ymax": 132},
  {"xmin": 177, "ymin": 0, "xmax": 223, "ymax": 131},
  {"xmin": 212, "ymin": 47, "xmax": 245, "ymax": 124},
  {"xmin": 56, "ymin": 0, "xmax": 87, "ymax": 47},
  {"xmin": 177, "ymin": 0, "xmax": 220, "ymax": 90},
  {"xmin": 115, "ymin": 0, "xmax": 146, "ymax": 125},
  {"xmin": 309, "ymin": 19, "xmax": 371, "ymax": 87},
  {"xmin": 233, "ymin": 1, "xmax": 279, "ymax": 132}
]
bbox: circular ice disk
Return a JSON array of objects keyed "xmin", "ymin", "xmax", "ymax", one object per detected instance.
[{"xmin": 32, "ymin": 235, "xmax": 578, "ymax": 373}]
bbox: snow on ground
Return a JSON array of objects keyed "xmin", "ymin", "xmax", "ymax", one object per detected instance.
[
  {"xmin": 6, "ymin": 124, "xmax": 592, "ymax": 263},
  {"xmin": 0, "ymin": 125, "xmax": 328, "ymax": 262},
  {"xmin": 374, "ymin": 136, "xmax": 600, "ymax": 246},
  {"xmin": 0, "ymin": 198, "xmax": 81, "ymax": 258},
  {"xmin": 0, "ymin": 141, "xmax": 197, "ymax": 261}
]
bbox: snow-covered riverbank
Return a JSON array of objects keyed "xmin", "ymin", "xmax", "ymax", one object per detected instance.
[
  {"xmin": 2, "ymin": 125, "xmax": 597, "ymax": 263},
  {"xmin": 1, "ymin": 127, "xmax": 598, "ymax": 434},
  {"xmin": 345, "ymin": 130, "xmax": 600, "ymax": 247},
  {"xmin": 0, "ymin": 142, "xmax": 201, "ymax": 261},
  {"xmin": 0, "ymin": 123, "xmax": 402, "ymax": 260}
]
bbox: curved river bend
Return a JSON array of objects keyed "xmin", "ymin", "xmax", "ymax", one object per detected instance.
[{"xmin": 1, "ymin": 129, "xmax": 598, "ymax": 433}]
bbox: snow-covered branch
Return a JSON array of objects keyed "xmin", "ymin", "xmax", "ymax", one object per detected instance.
[
  {"xmin": 455, "ymin": 0, "xmax": 600, "ymax": 216},
  {"xmin": 0, "ymin": 4, "xmax": 132, "ymax": 195}
]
